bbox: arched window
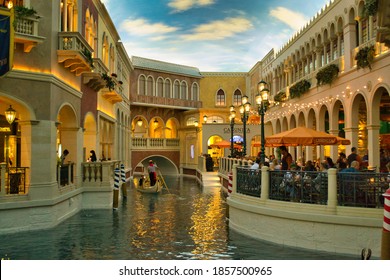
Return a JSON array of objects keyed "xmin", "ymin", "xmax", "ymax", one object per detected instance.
[
  {"xmin": 174, "ymin": 80, "xmax": 180, "ymax": 99},
  {"xmin": 180, "ymin": 81, "xmax": 187, "ymax": 99},
  {"xmin": 192, "ymin": 83, "xmax": 199, "ymax": 101},
  {"xmin": 157, "ymin": 77, "xmax": 164, "ymax": 97},
  {"xmin": 186, "ymin": 117, "xmax": 197, "ymax": 126},
  {"xmin": 147, "ymin": 76, "xmax": 154, "ymax": 96},
  {"xmin": 102, "ymin": 34, "xmax": 108, "ymax": 66},
  {"xmin": 138, "ymin": 75, "xmax": 146, "ymax": 95},
  {"xmin": 205, "ymin": 115, "xmax": 224, "ymax": 123},
  {"xmin": 85, "ymin": 8, "xmax": 96, "ymax": 50},
  {"xmin": 233, "ymin": 89, "xmax": 242, "ymax": 106},
  {"xmin": 164, "ymin": 79, "xmax": 171, "ymax": 98},
  {"xmin": 109, "ymin": 44, "xmax": 115, "ymax": 73},
  {"xmin": 216, "ymin": 89, "xmax": 225, "ymax": 106}
]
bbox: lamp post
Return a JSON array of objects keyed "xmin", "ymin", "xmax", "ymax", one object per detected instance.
[
  {"xmin": 239, "ymin": 95, "xmax": 250, "ymax": 156},
  {"xmin": 229, "ymin": 105, "xmax": 236, "ymax": 158},
  {"xmin": 255, "ymin": 80, "xmax": 269, "ymax": 165}
]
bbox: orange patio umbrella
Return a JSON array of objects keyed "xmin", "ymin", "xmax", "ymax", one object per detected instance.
[
  {"xmin": 265, "ymin": 127, "xmax": 338, "ymax": 147},
  {"xmin": 210, "ymin": 140, "xmax": 241, "ymax": 149}
]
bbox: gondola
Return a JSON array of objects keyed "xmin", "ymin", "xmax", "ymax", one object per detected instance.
[{"xmin": 137, "ymin": 176, "xmax": 162, "ymax": 194}]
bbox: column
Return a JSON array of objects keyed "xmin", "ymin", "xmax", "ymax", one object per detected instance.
[
  {"xmin": 344, "ymin": 127, "xmax": 359, "ymax": 153},
  {"xmin": 343, "ymin": 22, "xmax": 357, "ymax": 71},
  {"xmin": 20, "ymin": 120, "xmax": 59, "ymax": 199},
  {"xmin": 366, "ymin": 124, "xmax": 380, "ymax": 170},
  {"xmin": 260, "ymin": 166, "xmax": 269, "ymax": 202},
  {"xmin": 328, "ymin": 129, "xmax": 339, "ymax": 162},
  {"xmin": 62, "ymin": 0, "xmax": 68, "ymax": 32}
]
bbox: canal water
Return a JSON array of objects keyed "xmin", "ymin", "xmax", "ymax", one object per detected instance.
[{"xmin": 0, "ymin": 177, "xmax": 357, "ymax": 260}]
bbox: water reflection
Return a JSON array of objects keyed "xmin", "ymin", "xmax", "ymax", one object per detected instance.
[{"xmin": 0, "ymin": 176, "xmax": 356, "ymax": 260}]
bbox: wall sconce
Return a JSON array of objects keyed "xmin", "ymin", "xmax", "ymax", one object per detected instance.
[
  {"xmin": 153, "ymin": 118, "xmax": 158, "ymax": 128},
  {"xmin": 5, "ymin": 105, "xmax": 16, "ymax": 124},
  {"xmin": 137, "ymin": 118, "xmax": 143, "ymax": 127},
  {"xmin": 194, "ymin": 120, "xmax": 202, "ymax": 132},
  {"xmin": 203, "ymin": 115, "xmax": 208, "ymax": 123}
]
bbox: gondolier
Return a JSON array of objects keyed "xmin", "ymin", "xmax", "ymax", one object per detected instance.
[{"xmin": 147, "ymin": 160, "xmax": 157, "ymax": 186}]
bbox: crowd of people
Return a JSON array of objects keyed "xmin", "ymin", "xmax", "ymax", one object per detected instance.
[{"xmin": 246, "ymin": 146, "xmax": 390, "ymax": 174}]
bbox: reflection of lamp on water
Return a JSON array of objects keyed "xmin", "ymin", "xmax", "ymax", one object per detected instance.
[
  {"xmin": 137, "ymin": 118, "xmax": 143, "ymax": 127},
  {"xmin": 5, "ymin": 105, "xmax": 16, "ymax": 125}
]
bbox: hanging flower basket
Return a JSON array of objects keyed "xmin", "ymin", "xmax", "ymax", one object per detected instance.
[
  {"xmin": 315, "ymin": 64, "xmax": 339, "ymax": 86},
  {"xmin": 274, "ymin": 91, "xmax": 286, "ymax": 102},
  {"xmin": 289, "ymin": 79, "xmax": 311, "ymax": 99},
  {"xmin": 355, "ymin": 45, "xmax": 375, "ymax": 70}
]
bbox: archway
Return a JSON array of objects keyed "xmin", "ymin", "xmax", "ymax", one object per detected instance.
[{"xmin": 83, "ymin": 112, "xmax": 97, "ymax": 161}]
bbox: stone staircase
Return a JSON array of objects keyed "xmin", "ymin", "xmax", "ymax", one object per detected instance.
[{"xmin": 201, "ymin": 171, "xmax": 222, "ymax": 187}]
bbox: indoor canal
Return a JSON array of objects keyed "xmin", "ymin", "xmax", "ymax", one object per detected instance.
[{"xmin": 0, "ymin": 176, "xmax": 357, "ymax": 260}]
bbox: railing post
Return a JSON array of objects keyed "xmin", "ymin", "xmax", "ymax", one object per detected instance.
[
  {"xmin": 260, "ymin": 165, "xmax": 269, "ymax": 202},
  {"xmin": 0, "ymin": 163, "xmax": 6, "ymax": 196},
  {"xmin": 232, "ymin": 164, "xmax": 238, "ymax": 195},
  {"xmin": 327, "ymin": 168, "xmax": 338, "ymax": 214}
]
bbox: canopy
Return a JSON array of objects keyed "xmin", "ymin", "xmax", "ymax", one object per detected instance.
[
  {"xmin": 210, "ymin": 140, "xmax": 241, "ymax": 149},
  {"xmin": 336, "ymin": 136, "xmax": 351, "ymax": 145},
  {"xmin": 265, "ymin": 127, "xmax": 339, "ymax": 147}
]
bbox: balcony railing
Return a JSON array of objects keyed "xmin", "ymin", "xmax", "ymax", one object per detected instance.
[
  {"xmin": 82, "ymin": 58, "xmax": 109, "ymax": 91},
  {"xmin": 0, "ymin": 164, "xmax": 29, "ymax": 196},
  {"xmin": 57, "ymin": 32, "xmax": 94, "ymax": 76},
  {"xmin": 14, "ymin": 15, "xmax": 45, "ymax": 52},
  {"xmin": 81, "ymin": 161, "xmax": 121, "ymax": 187},
  {"xmin": 131, "ymin": 138, "xmax": 180, "ymax": 150},
  {"xmin": 131, "ymin": 95, "xmax": 202, "ymax": 109}
]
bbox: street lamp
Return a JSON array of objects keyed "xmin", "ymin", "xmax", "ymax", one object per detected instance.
[
  {"xmin": 255, "ymin": 80, "xmax": 269, "ymax": 165},
  {"xmin": 239, "ymin": 95, "xmax": 250, "ymax": 156},
  {"xmin": 229, "ymin": 105, "xmax": 236, "ymax": 158}
]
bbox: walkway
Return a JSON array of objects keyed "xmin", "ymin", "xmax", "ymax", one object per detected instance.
[{"xmin": 201, "ymin": 171, "xmax": 222, "ymax": 188}]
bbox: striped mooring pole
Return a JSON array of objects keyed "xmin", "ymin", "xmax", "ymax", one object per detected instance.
[
  {"xmin": 228, "ymin": 172, "xmax": 233, "ymax": 197},
  {"xmin": 381, "ymin": 187, "xmax": 390, "ymax": 259},
  {"xmin": 113, "ymin": 167, "xmax": 120, "ymax": 209},
  {"xmin": 120, "ymin": 164, "xmax": 127, "ymax": 198}
]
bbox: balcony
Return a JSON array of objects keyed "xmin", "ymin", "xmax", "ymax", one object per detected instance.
[
  {"xmin": 14, "ymin": 14, "xmax": 45, "ymax": 52},
  {"xmin": 82, "ymin": 58, "xmax": 109, "ymax": 91},
  {"xmin": 101, "ymin": 74, "xmax": 124, "ymax": 104},
  {"xmin": 57, "ymin": 32, "xmax": 94, "ymax": 76},
  {"xmin": 131, "ymin": 138, "xmax": 180, "ymax": 150},
  {"xmin": 131, "ymin": 95, "xmax": 203, "ymax": 109}
]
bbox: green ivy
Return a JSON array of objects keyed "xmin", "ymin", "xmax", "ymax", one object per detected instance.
[
  {"xmin": 13, "ymin": 6, "xmax": 37, "ymax": 29},
  {"xmin": 363, "ymin": 0, "xmax": 378, "ymax": 17},
  {"xmin": 289, "ymin": 79, "xmax": 311, "ymax": 99},
  {"xmin": 355, "ymin": 45, "xmax": 375, "ymax": 70},
  {"xmin": 315, "ymin": 64, "xmax": 339, "ymax": 86},
  {"xmin": 101, "ymin": 73, "xmax": 116, "ymax": 91},
  {"xmin": 82, "ymin": 49, "xmax": 94, "ymax": 69},
  {"xmin": 274, "ymin": 91, "xmax": 286, "ymax": 102}
]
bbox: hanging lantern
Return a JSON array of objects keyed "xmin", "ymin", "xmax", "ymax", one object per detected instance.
[{"xmin": 5, "ymin": 105, "xmax": 16, "ymax": 124}]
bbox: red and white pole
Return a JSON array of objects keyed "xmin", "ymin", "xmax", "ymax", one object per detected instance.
[
  {"xmin": 381, "ymin": 187, "xmax": 390, "ymax": 259},
  {"xmin": 228, "ymin": 172, "xmax": 233, "ymax": 197}
]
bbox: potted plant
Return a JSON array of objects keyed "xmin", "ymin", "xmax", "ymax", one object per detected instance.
[
  {"xmin": 355, "ymin": 45, "xmax": 375, "ymax": 70},
  {"xmin": 13, "ymin": 6, "xmax": 38, "ymax": 29},
  {"xmin": 315, "ymin": 64, "xmax": 339, "ymax": 86},
  {"xmin": 289, "ymin": 79, "xmax": 311, "ymax": 99},
  {"xmin": 101, "ymin": 73, "xmax": 116, "ymax": 91}
]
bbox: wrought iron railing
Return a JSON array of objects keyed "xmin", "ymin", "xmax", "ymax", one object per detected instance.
[
  {"xmin": 269, "ymin": 170, "xmax": 328, "ymax": 204},
  {"xmin": 6, "ymin": 167, "xmax": 28, "ymax": 195},
  {"xmin": 57, "ymin": 163, "xmax": 74, "ymax": 187},
  {"xmin": 234, "ymin": 167, "xmax": 388, "ymax": 208},
  {"xmin": 236, "ymin": 167, "xmax": 261, "ymax": 197},
  {"xmin": 338, "ymin": 172, "xmax": 389, "ymax": 208}
]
